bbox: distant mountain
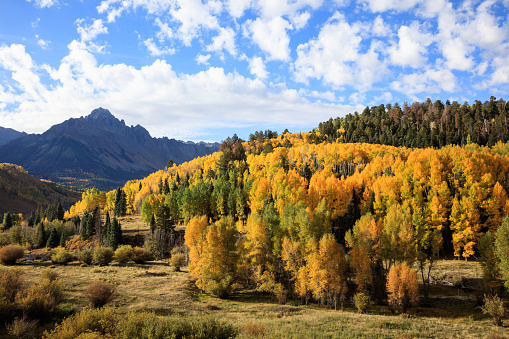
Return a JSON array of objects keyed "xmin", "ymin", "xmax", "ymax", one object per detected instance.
[
  {"xmin": 0, "ymin": 126, "xmax": 27, "ymax": 146},
  {"xmin": 0, "ymin": 163, "xmax": 81, "ymax": 215},
  {"xmin": 0, "ymin": 108, "xmax": 219, "ymax": 191}
]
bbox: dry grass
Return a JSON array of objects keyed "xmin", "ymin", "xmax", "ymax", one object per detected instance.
[{"xmin": 4, "ymin": 259, "xmax": 509, "ymax": 339}]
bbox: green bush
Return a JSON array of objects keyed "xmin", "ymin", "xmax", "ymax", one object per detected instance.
[
  {"xmin": 169, "ymin": 253, "xmax": 186, "ymax": 272},
  {"xmin": 482, "ymin": 294, "xmax": 505, "ymax": 326},
  {"xmin": 93, "ymin": 246, "xmax": 114, "ymax": 266},
  {"xmin": 77, "ymin": 249, "xmax": 93, "ymax": 265},
  {"xmin": 131, "ymin": 247, "xmax": 154, "ymax": 264},
  {"xmin": 44, "ymin": 307, "xmax": 238, "ymax": 339},
  {"xmin": 353, "ymin": 292, "xmax": 372, "ymax": 314},
  {"xmin": 0, "ymin": 245, "xmax": 24, "ymax": 265},
  {"xmin": 51, "ymin": 247, "xmax": 73, "ymax": 265},
  {"xmin": 114, "ymin": 245, "xmax": 133, "ymax": 264},
  {"xmin": 84, "ymin": 281, "xmax": 115, "ymax": 308}
]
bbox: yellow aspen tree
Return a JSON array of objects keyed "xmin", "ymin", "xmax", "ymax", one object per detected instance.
[
  {"xmin": 243, "ymin": 213, "xmax": 271, "ymax": 285},
  {"xmin": 184, "ymin": 215, "xmax": 209, "ymax": 283},
  {"xmin": 449, "ymin": 195, "xmax": 481, "ymax": 259},
  {"xmin": 386, "ymin": 263, "xmax": 419, "ymax": 313},
  {"xmin": 382, "ymin": 204, "xmax": 415, "ymax": 270}
]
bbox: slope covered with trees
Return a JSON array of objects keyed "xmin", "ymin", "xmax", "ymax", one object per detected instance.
[
  {"xmin": 0, "ymin": 163, "xmax": 81, "ymax": 215},
  {"xmin": 65, "ymin": 129, "xmax": 509, "ymax": 306},
  {"xmin": 317, "ymin": 97, "xmax": 509, "ymax": 148}
]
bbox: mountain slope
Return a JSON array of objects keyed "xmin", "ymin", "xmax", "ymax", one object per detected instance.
[
  {"xmin": 0, "ymin": 126, "xmax": 27, "ymax": 146},
  {"xmin": 0, "ymin": 163, "xmax": 81, "ymax": 215},
  {"xmin": 0, "ymin": 108, "xmax": 219, "ymax": 190}
]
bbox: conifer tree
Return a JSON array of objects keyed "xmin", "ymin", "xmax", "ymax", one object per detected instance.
[
  {"xmin": 36, "ymin": 222, "xmax": 46, "ymax": 248},
  {"xmin": 46, "ymin": 227, "xmax": 59, "ymax": 248},
  {"xmin": 103, "ymin": 212, "xmax": 111, "ymax": 244},
  {"xmin": 109, "ymin": 217, "xmax": 122, "ymax": 250},
  {"xmin": 2, "ymin": 212, "xmax": 12, "ymax": 230},
  {"xmin": 59, "ymin": 231, "xmax": 66, "ymax": 247},
  {"xmin": 150, "ymin": 213, "xmax": 156, "ymax": 233}
]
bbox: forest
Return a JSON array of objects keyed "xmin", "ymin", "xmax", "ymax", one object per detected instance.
[{"xmin": 2, "ymin": 98, "xmax": 509, "ymax": 337}]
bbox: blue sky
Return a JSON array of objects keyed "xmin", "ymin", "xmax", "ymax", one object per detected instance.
[{"xmin": 0, "ymin": 0, "xmax": 508, "ymax": 142}]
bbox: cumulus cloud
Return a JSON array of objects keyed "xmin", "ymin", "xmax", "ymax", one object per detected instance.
[
  {"xmin": 245, "ymin": 17, "xmax": 292, "ymax": 61},
  {"xmin": 0, "ymin": 42, "xmax": 359, "ymax": 140},
  {"xmin": 27, "ymin": 0, "xmax": 57, "ymax": 8},
  {"xmin": 391, "ymin": 67, "xmax": 457, "ymax": 99},
  {"xmin": 294, "ymin": 12, "xmax": 388, "ymax": 90},
  {"xmin": 196, "ymin": 54, "xmax": 211, "ymax": 65},
  {"xmin": 248, "ymin": 56, "xmax": 268, "ymax": 79},
  {"xmin": 143, "ymin": 38, "xmax": 175, "ymax": 56},
  {"xmin": 207, "ymin": 27, "xmax": 237, "ymax": 56},
  {"xmin": 360, "ymin": 0, "xmax": 423, "ymax": 12},
  {"xmin": 36, "ymin": 35, "xmax": 51, "ymax": 49},
  {"xmin": 388, "ymin": 23, "xmax": 433, "ymax": 68}
]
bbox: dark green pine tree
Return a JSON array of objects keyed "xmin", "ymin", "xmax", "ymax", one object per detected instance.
[
  {"xmin": 36, "ymin": 222, "xmax": 46, "ymax": 248},
  {"xmin": 80, "ymin": 212, "xmax": 90, "ymax": 240},
  {"xmin": 46, "ymin": 227, "xmax": 60, "ymax": 248},
  {"xmin": 109, "ymin": 217, "xmax": 122, "ymax": 250},
  {"xmin": 114, "ymin": 188, "xmax": 127, "ymax": 217},
  {"xmin": 59, "ymin": 231, "xmax": 66, "ymax": 247},
  {"xmin": 56, "ymin": 202, "xmax": 65, "ymax": 221},
  {"xmin": 86, "ymin": 212, "xmax": 95, "ymax": 239},
  {"xmin": 2, "ymin": 213, "xmax": 12, "ymax": 230},
  {"xmin": 150, "ymin": 213, "xmax": 156, "ymax": 233},
  {"xmin": 103, "ymin": 212, "xmax": 111, "ymax": 245}
]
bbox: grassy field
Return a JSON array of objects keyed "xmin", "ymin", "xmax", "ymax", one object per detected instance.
[{"xmin": 2, "ymin": 257, "xmax": 508, "ymax": 339}]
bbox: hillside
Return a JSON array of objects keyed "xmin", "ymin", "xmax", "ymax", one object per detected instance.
[
  {"xmin": 0, "ymin": 126, "xmax": 26, "ymax": 146},
  {"xmin": 0, "ymin": 163, "xmax": 81, "ymax": 215},
  {"xmin": 316, "ymin": 97, "xmax": 509, "ymax": 147},
  {"xmin": 0, "ymin": 108, "xmax": 219, "ymax": 191}
]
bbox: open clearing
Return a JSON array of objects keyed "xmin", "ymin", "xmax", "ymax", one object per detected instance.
[{"xmin": 2, "ymin": 258, "xmax": 508, "ymax": 339}]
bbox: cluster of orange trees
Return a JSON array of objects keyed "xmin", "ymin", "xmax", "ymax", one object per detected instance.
[{"xmin": 65, "ymin": 131, "xmax": 509, "ymax": 306}]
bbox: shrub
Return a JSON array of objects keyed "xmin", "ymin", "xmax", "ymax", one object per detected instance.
[
  {"xmin": 114, "ymin": 245, "xmax": 133, "ymax": 264},
  {"xmin": 0, "ymin": 244, "xmax": 24, "ymax": 265},
  {"xmin": 41, "ymin": 268, "xmax": 59, "ymax": 282},
  {"xmin": 84, "ymin": 281, "xmax": 115, "ymax": 308},
  {"xmin": 386, "ymin": 263, "xmax": 419, "ymax": 313},
  {"xmin": 0, "ymin": 267, "xmax": 23, "ymax": 302},
  {"xmin": 353, "ymin": 292, "xmax": 372, "ymax": 314},
  {"xmin": 51, "ymin": 247, "xmax": 73, "ymax": 265},
  {"xmin": 44, "ymin": 307, "xmax": 238, "ymax": 339},
  {"xmin": 482, "ymin": 294, "xmax": 505, "ymax": 326},
  {"xmin": 78, "ymin": 249, "xmax": 93, "ymax": 265},
  {"xmin": 93, "ymin": 246, "xmax": 114, "ymax": 266},
  {"xmin": 131, "ymin": 247, "xmax": 154, "ymax": 264},
  {"xmin": 7, "ymin": 316, "xmax": 38, "ymax": 339},
  {"xmin": 169, "ymin": 253, "xmax": 186, "ymax": 272},
  {"xmin": 16, "ymin": 277, "xmax": 63, "ymax": 318}
]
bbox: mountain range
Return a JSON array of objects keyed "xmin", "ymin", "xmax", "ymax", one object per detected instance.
[
  {"xmin": 0, "ymin": 126, "xmax": 27, "ymax": 147},
  {"xmin": 0, "ymin": 108, "xmax": 219, "ymax": 191}
]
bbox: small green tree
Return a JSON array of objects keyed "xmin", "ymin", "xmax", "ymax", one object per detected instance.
[
  {"xmin": 46, "ymin": 228, "xmax": 59, "ymax": 248},
  {"xmin": 482, "ymin": 294, "xmax": 505, "ymax": 326},
  {"xmin": 108, "ymin": 218, "xmax": 122, "ymax": 250},
  {"xmin": 479, "ymin": 232, "xmax": 502, "ymax": 294},
  {"xmin": 2, "ymin": 213, "xmax": 12, "ymax": 230},
  {"xmin": 495, "ymin": 216, "xmax": 509, "ymax": 290},
  {"xmin": 36, "ymin": 222, "xmax": 46, "ymax": 248}
]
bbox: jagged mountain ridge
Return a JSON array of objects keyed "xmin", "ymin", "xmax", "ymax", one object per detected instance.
[
  {"xmin": 0, "ymin": 126, "xmax": 27, "ymax": 146},
  {"xmin": 0, "ymin": 108, "xmax": 219, "ymax": 190}
]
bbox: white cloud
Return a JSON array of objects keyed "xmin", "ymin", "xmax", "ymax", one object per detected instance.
[
  {"xmin": 0, "ymin": 42, "xmax": 360, "ymax": 140},
  {"xmin": 290, "ymin": 11, "xmax": 311, "ymax": 30},
  {"xmin": 28, "ymin": 0, "xmax": 57, "ymax": 8},
  {"xmin": 36, "ymin": 35, "xmax": 51, "ymax": 49},
  {"xmin": 143, "ymin": 38, "xmax": 175, "ymax": 56},
  {"xmin": 372, "ymin": 15, "xmax": 391, "ymax": 37},
  {"xmin": 245, "ymin": 17, "xmax": 292, "ymax": 61},
  {"xmin": 227, "ymin": 0, "xmax": 252, "ymax": 18},
  {"xmin": 76, "ymin": 19, "xmax": 108, "ymax": 43},
  {"xmin": 360, "ymin": 0, "xmax": 422, "ymax": 12},
  {"xmin": 207, "ymin": 27, "xmax": 237, "ymax": 56},
  {"xmin": 388, "ymin": 23, "xmax": 433, "ymax": 68},
  {"xmin": 196, "ymin": 54, "xmax": 211, "ymax": 65},
  {"xmin": 294, "ymin": 12, "xmax": 387, "ymax": 90},
  {"xmin": 248, "ymin": 56, "xmax": 268, "ymax": 79},
  {"xmin": 154, "ymin": 18, "xmax": 174, "ymax": 41},
  {"xmin": 391, "ymin": 67, "xmax": 456, "ymax": 98}
]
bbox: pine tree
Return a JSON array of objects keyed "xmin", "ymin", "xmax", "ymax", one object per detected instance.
[
  {"xmin": 150, "ymin": 213, "xmax": 156, "ymax": 233},
  {"xmin": 46, "ymin": 227, "xmax": 59, "ymax": 248},
  {"xmin": 36, "ymin": 222, "xmax": 46, "ymax": 248},
  {"xmin": 109, "ymin": 217, "xmax": 122, "ymax": 250},
  {"xmin": 59, "ymin": 231, "xmax": 66, "ymax": 247},
  {"xmin": 57, "ymin": 202, "xmax": 65, "ymax": 220},
  {"xmin": 2, "ymin": 213, "xmax": 12, "ymax": 230},
  {"xmin": 103, "ymin": 212, "xmax": 111, "ymax": 245}
]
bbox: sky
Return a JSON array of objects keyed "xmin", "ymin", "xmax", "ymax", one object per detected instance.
[{"xmin": 0, "ymin": 0, "xmax": 508, "ymax": 142}]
